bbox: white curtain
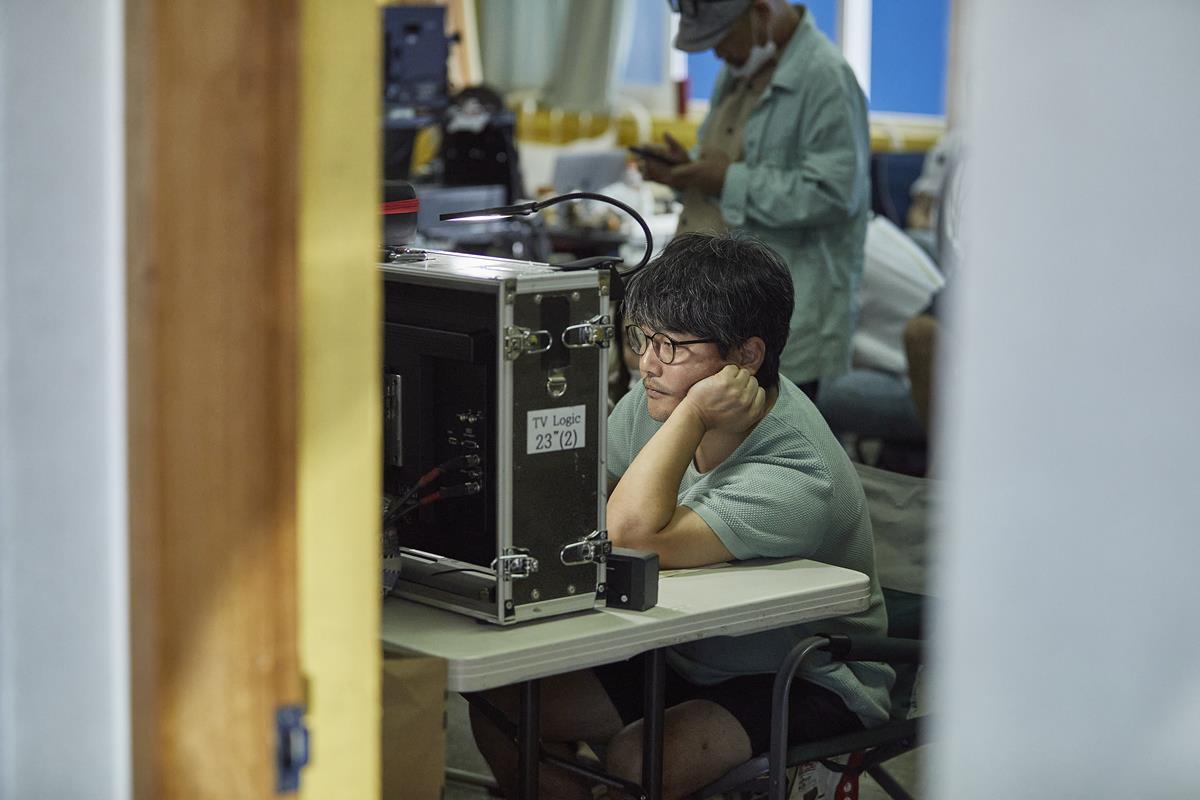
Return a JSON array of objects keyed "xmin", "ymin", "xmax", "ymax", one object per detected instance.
[
  {"xmin": 478, "ymin": 0, "xmax": 567, "ymax": 94},
  {"xmin": 478, "ymin": 0, "xmax": 633, "ymax": 113}
]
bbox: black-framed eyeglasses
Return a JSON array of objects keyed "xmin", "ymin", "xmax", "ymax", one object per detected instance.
[
  {"xmin": 625, "ymin": 325, "xmax": 718, "ymax": 364},
  {"xmin": 667, "ymin": 0, "xmax": 741, "ymax": 18}
]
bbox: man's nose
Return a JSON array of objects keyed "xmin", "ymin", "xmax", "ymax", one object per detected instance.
[{"xmin": 639, "ymin": 345, "xmax": 663, "ymax": 374}]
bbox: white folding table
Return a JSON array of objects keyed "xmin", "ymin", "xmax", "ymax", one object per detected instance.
[{"xmin": 381, "ymin": 558, "xmax": 870, "ymax": 800}]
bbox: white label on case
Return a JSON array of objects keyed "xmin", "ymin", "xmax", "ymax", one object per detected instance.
[{"xmin": 526, "ymin": 405, "xmax": 586, "ymax": 454}]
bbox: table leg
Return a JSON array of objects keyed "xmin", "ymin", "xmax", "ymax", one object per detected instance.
[
  {"xmin": 517, "ymin": 679, "xmax": 541, "ymax": 800},
  {"xmin": 642, "ymin": 648, "xmax": 666, "ymax": 800}
]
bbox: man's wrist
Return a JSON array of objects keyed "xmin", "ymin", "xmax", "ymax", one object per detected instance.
[{"xmin": 673, "ymin": 397, "xmax": 710, "ymax": 436}]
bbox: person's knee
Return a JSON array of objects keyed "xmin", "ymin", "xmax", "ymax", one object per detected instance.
[
  {"xmin": 467, "ymin": 671, "xmax": 623, "ymax": 745},
  {"xmin": 606, "ymin": 701, "xmax": 752, "ymax": 798},
  {"xmin": 904, "ymin": 314, "xmax": 938, "ymax": 356},
  {"xmin": 605, "ymin": 720, "xmax": 645, "ymax": 785},
  {"xmin": 665, "ymin": 700, "xmax": 752, "ymax": 774}
]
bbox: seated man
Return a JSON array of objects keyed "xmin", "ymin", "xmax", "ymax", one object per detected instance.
[{"xmin": 470, "ymin": 233, "xmax": 893, "ymax": 799}]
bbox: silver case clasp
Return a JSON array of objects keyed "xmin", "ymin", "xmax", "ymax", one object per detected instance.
[
  {"xmin": 492, "ymin": 548, "xmax": 539, "ymax": 580},
  {"xmin": 560, "ymin": 530, "xmax": 612, "ymax": 566},
  {"xmin": 505, "ymin": 326, "xmax": 553, "ymax": 359},
  {"xmin": 561, "ymin": 315, "xmax": 614, "ymax": 349}
]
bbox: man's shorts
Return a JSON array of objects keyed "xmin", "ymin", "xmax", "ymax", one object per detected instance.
[{"xmin": 592, "ymin": 652, "xmax": 864, "ymax": 756}]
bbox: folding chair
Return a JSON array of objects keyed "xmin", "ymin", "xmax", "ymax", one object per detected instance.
[
  {"xmin": 691, "ymin": 463, "xmax": 933, "ymax": 800},
  {"xmin": 688, "ymin": 629, "xmax": 925, "ymax": 800}
]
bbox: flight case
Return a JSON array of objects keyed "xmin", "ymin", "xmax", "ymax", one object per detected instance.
[{"xmin": 381, "ymin": 250, "xmax": 613, "ymax": 624}]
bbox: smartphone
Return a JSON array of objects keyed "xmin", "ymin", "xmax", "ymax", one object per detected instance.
[{"xmin": 628, "ymin": 145, "xmax": 685, "ymax": 167}]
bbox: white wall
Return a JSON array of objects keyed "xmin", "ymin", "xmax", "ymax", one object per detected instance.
[
  {"xmin": 837, "ymin": 0, "xmax": 872, "ymax": 99},
  {"xmin": 0, "ymin": 2, "xmax": 130, "ymax": 798},
  {"xmin": 933, "ymin": 2, "xmax": 1200, "ymax": 797}
]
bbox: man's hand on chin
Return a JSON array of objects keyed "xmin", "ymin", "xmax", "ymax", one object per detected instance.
[{"xmin": 680, "ymin": 365, "xmax": 767, "ymax": 434}]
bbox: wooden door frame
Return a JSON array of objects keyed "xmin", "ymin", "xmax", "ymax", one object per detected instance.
[
  {"xmin": 126, "ymin": 1, "xmax": 303, "ymax": 796},
  {"xmin": 128, "ymin": 2, "xmax": 383, "ymax": 795}
]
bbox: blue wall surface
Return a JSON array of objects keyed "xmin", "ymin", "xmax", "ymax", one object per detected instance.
[
  {"xmin": 684, "ymin": 0, "xmax": 949, "ymax": 116},
  {"xmin": 870, "ymin": 0, "xmax": 949, "ymax": 115}
]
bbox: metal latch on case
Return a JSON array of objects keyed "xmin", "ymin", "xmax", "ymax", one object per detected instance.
[
  {"xmin": 560, "ymin": 530, "xmax": 612, "ymax": 565},
  {"xmin": 561, "ymin": 315, "xmax": 615, "ymax": 349},
  {"xmin": 546, "ymin": 368, "xmax": 568, "ymax": 398},
  {"xmin": 492, "ymin": 548, "xmax": 539, "ymax": 580},
  {"xmin": 504, "ymin": 326, "xmax": 553, "ymax": 360}
]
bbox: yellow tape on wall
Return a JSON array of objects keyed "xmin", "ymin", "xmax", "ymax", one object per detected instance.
[
  {"xmin": 298, "ymin": 2, "xmax": 381, "ymax": 798},
  {"xmin": 511, "ymin": 108, "xmax": 943, "ymax": 153}
]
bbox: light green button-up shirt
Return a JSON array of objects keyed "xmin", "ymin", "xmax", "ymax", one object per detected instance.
[{"xmin": 696, "ymin": 10, "xmax": 871, "ymax": 384}]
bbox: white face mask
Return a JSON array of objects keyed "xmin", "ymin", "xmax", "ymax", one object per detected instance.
[{"xmin": 726, "ymin": 37, "xmax": 776, "ymax": 79}]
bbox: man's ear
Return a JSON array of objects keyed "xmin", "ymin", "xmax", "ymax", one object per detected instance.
[{"xmin": 736, "ymin": 337, "xmax": 767, "ymax": 375}]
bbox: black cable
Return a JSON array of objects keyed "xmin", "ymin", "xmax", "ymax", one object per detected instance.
[
  {"xmin": 383, "ymin": 479, "xmax": 482, "ymax": 529},
  {"xmin": 383, "ymin": 454, "xmax": 481, "ymax": 528},
  {"xmin": 534, "ymin": 191, "xmax": 654, "ymax": 280}
]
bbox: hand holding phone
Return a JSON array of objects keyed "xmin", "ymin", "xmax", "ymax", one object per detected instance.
[
  {"xmin": 631, "ymin": 134, "xmax": 691, "ymax": 186},
  {"xmin": 628, "ymin": 145, "xmax": 686, "ymax": 167}
]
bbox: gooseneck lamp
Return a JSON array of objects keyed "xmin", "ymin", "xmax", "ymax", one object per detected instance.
[{"xmin": 439, "ymin": 191, "xmax": 653, "ymax": 300}]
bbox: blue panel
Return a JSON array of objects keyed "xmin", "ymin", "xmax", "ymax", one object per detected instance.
[
  {"xmin": 687, "ymin": 52, "xmax": 722, "ymax": 101},
  {"xmin": 687, "ymin": 1, "xmax": 838, "ymax": 101},
  {"xmin": 805, "ymin": 0, "xmax": 838, "ymax": 40},
  {"xmin": 622, "ymin": 2, "xmax": 669, "ymax": 85},
  {"xmin": 870, "ymin": 0, "xmax": 949, "ymax": 115}
]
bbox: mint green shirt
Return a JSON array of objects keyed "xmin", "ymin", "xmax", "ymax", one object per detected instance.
[
  {"xmin": 607, "ymin": 378, "xmax": 893, "ymax": 726},
  {"xmin": 701, "ymin": 11, "xmax": 871, "ymax": 384}
]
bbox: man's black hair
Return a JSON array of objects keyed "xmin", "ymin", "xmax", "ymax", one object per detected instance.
[{"xmin": 622, "ymin": 232, "xmax": 794, "ymax": 389}]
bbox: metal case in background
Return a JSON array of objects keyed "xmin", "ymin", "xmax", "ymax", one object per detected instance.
[{"xmin": 382, "ymin": 250, "xmax": 612, "ymax": 624}]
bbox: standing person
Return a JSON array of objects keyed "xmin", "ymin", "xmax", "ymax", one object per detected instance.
[
  {"xmin": 638, "ymin": 0, "xmax": 871, "ymax": 397},
  {"xmin": 468, "ymin": 233, "xmax": 892, "ymax": 799}
]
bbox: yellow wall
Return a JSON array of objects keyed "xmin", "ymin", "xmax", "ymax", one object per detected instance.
[
  {"xmin": 298, "ymin": 1, "xmax": 381, "ymax": 798},
  {"xmin": 409, "ymin": 106, "xmax": 942, "ymax": 175},
  {"xmin": 510, "ymin": 108, "xmax": 943, "ymax": 153}
]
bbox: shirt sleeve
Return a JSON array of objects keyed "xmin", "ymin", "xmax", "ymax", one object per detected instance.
[
  {"xmin": 605, "ymin": 385, "xmax": 644, "ymax": 484},
  {"xmin": 681, "ymin": 451, "xmax": 834, "ymax": 560},
  {"xmin": 721, "ymin": 64, "xmax": 869, "ymax": 230},
  {"xmin": 692, "ymin": 67, "xmax": 732, "ymax": 161}
]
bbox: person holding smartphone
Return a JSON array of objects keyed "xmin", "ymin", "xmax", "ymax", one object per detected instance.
[{"xmin": 633, "ymin": 0, "xmax": 870, "ymax": 399}]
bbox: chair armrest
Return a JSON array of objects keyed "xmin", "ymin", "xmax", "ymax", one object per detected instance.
[
  {"xmin": 766, "ymin": 634, "xmax": 923, "ymax": 799},
  {"xmin": 821, "ymin": 634, "xmax": 922, "ymax": 665}
]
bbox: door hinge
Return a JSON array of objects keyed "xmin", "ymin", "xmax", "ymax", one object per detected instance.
[{"xmin": 276, "ymin": 704, "xmax": 310, "ymax": 794}]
